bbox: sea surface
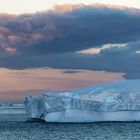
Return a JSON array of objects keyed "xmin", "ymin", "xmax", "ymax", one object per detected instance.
[{"xmin": 0, "ymin": 109, "xmax": 140, "ymax": 140}]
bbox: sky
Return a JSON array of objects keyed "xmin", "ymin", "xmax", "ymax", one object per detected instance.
[
  {"xmin": 0, "ymin": 68, "xmax": 123, "ymax": 102},
  {"xmin": 0, "ymin": 1, "xmax": 140, "ymax": 102},
  {"xmin": 0, "ymin": 0, "xmax": 140, "ymax": 14}
]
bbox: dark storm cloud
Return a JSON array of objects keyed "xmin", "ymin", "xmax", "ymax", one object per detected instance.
[
  {"xmin": 16, "ymin": 7, "xmax": 140, "ymax": 54},
  {"xmin": 62, "ymin": 70, "xmax": 83, "ymax": 74},
  {"xmin": 1, "ymin": 41, "xmax": 140, "ymax": 79},
  {"xmin": 0, "ymin": 4, "xmax": 140, "ymax": 55},
  {"xmin": 0, "ymin": 4, "xmax": 140, "ymax": 78}
]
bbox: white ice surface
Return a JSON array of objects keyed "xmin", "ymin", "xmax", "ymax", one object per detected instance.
[{"xmin": 25, "ymin": 80, "xmax": 140, "ymax": 122}]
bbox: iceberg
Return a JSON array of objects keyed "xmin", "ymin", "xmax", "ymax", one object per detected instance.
[{"xmin": 25, "ymin": 80, "xmax": 140, "ymax": 122}]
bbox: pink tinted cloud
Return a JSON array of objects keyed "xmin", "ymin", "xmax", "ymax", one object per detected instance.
[
  {"xmin": 52, "ymin": 4, "xmax": 85, "ymax": 13},
  {"xmin": 31, "ymin": 33, "xmax": 45, "ymax": 41},
  {"xmin": 5, "ymin": 47, "xmax": 17, "ymax": 54},
  {"xmin": 0, "ymin": 27, "xmax": 9, "ymax": 34}
]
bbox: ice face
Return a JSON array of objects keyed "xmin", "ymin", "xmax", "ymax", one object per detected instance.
[{"xmin": 25, "ymin": 80, "xmax": 140, "ymax": 122}]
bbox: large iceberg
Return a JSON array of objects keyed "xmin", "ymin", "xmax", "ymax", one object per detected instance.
[{"xmin": 25, "ymin": 80, "xmax": 140, "ymax": 122}]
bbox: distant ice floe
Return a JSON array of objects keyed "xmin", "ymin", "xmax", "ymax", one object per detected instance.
[{"xmin": 25, "ymin": 80, "xmax": 140, "ymax": 122}]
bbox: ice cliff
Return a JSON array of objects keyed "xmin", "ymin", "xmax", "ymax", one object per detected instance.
[{"xmin": 25, "ymin": 80, "xmax": 140, "ymax": 122}]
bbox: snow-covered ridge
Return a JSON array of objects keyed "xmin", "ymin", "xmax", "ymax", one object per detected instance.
[{"xmin": 25, "ymin": 80, "xmax": 140, "ymax": 122}]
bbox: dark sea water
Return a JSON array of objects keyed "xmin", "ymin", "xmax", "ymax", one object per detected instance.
[{"xmin": 0, "ymin": 114, "xmax": 140, "ymax": 140}]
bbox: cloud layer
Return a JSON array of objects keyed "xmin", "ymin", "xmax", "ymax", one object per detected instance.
[{"xmin": 0, "ymin": 4, "xmax": 140, "ymax": 78}]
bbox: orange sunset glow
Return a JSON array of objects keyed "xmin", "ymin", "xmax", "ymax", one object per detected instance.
[{"xmin": 0, "ymin": 68, "xmax": 124, "ymax": 102}]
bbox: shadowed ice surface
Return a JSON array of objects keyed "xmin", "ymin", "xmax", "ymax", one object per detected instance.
[{"xmin": 0, "ymin": 114, "xmax": 140, "ymax": 140}]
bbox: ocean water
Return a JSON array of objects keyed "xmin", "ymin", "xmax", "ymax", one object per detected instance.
[{"xmin": 0, "ymin": 114, "xmax": 140, "ymax": 140}]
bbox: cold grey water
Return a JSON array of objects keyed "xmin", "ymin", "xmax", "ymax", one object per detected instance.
[{"xmin": 0, "ymin": 113, "xmax": 140, "ymax": 140}]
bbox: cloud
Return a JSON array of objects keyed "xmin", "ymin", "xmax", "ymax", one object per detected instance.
[
  {"xmin": 62, "ymin": 70, "xmax": 83, "ymax": 74},
  {"xmin": 51, "ymin": 4, "xmax": 85, "ymax": 13},
  {"xmin": 0, "ymin": 4, "xmax": 140, "ymax": 78},
  {"xmin": 78, "ymin": 43, "xmax": 127, "ymax": 55}
]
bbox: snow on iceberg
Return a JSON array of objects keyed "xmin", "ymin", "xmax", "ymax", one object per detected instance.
[{"xmin": 25, "ymin": 80, "xmax": 140, "ymax": 122}]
